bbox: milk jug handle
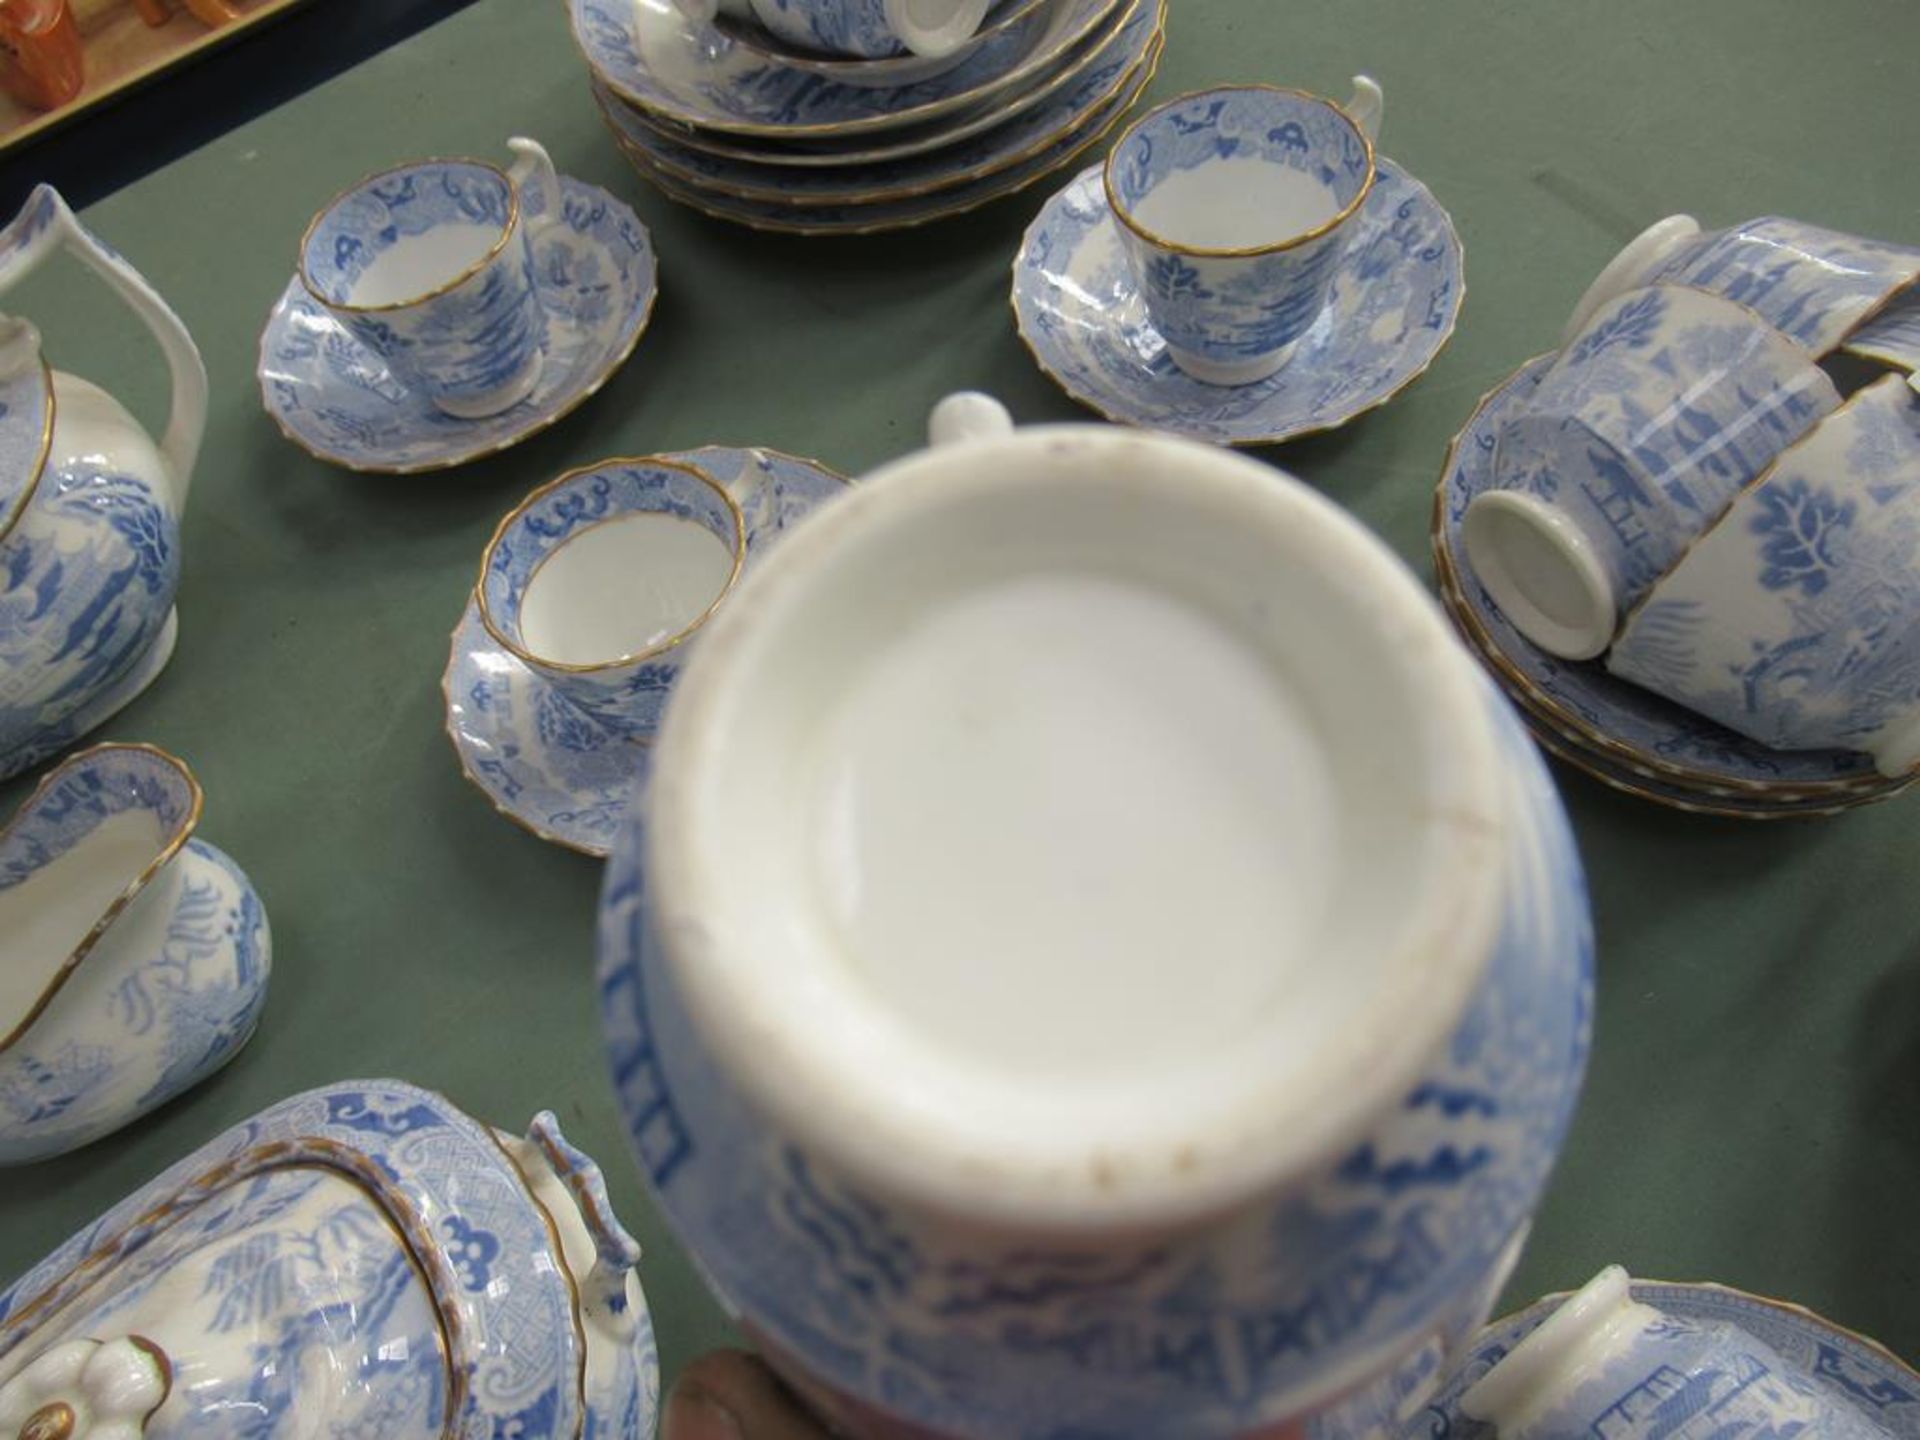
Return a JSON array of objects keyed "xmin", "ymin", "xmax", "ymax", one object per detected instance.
[{"xmin": 0, "ymin": 185, "xmax": 208, "ymax": 506}]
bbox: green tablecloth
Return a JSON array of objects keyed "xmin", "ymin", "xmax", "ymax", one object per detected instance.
[{"xmin": 3, "ymin": 0, "xmax": 1916, "ymax": 1399}]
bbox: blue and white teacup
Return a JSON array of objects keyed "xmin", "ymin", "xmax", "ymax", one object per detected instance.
[
  {"xmin": 1562, "ymin": 213, "xmax": 1920, "ymax": 356},
  {"xmin": 674, "ymin": 0, "xmax": 992, "ymax": 58},
  {"xmin": 298, "ymin": 137, "xmax": 562, "ymax": 419},
  {"xmin": 1463, "ymin": 283, "xmax": 1840, "ymax": 660},
  {"xmin": 478, "ymin": 457, "xmax": 746, "ymax": 738},
  {"xmin": 1103, "ymin": 78, "xmax": 1384, "ymax": 387},
  {"xmin": 1608, "ymin": 372, "xmax": 1920, "ymax": 777},
  {"xmin": 1461, "ymin": 1267, "xmax": 1894, "ymax": 1440}
]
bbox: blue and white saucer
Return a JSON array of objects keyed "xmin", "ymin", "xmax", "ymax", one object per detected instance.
[
  {"xmin": 1012, "ymin": 156, "xmax": 1464, "ymax": 446},
  {"xmin": 573, "ymin": 0, "xmax": 1122, "ymax": 140},
  {"xmin": 1408, "ymin": 1279, "xmax": 1920, "ymax": 1440},
  {"xmin": 618, "ymin": 32, "xmax": 1160, "ymax": 236},
  {"xmin": 1435, "ymin": 356, "xmax": 1907, "ymax": 808},
  {"xmin": 259, "ymin": 175, "xmax": 657, "ymax": 475},
  {"xmin": 595, "ymin": 0, "xmax": 1156, "ymax": 205},
  {"xmin": 443, "ymin": 447, "xmax": 848, "ymax": 855}
]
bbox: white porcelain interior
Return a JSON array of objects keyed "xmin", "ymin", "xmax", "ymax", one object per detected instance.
[
  {"xmin": 519, "ymin": 512, "xmax": 739, "ymax": 666},
  {"xmin": 1559, "ymin": 214, "xmax": 1701, "ymax": 347},
  {"xmin": 0, "ymin": 808, "xmax": 168, "ymax": 1039},
  {"xmin": 1461, "ymin": 1266, "xmax": 1656, "ymax": 1434},
  {"xmin": 1461, "ymin": 489, "xmax": 1619, "ymax": 661},
  {"xmin": 643, "ymin": 409, "xmax": 1509, "ymax": 1230}
]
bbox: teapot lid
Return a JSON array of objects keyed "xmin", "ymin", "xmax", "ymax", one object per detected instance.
[{"xmin": 0, "ymin": 317, "xmax": 51, "ymax": 546}]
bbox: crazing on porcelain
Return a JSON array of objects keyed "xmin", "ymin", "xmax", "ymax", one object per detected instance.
[
  {"xmin": 297, "ymin": 140, "xmax": 564, "ymax": 420},
  {"xmin": 595, "ymin": 0, "xmax": 1157, "ymax": 206},
  {"xmin": 1438, "ymin": 355, "xmax": 1890, "ymax": 792},
  {"xmin": 447, "ymin": 447, "xmax": 851, "ymax": 855},
  {"xmin": 0, "ymin": 744, "xmax": 270, "ymax": 1165},
  {"xmin": 1487, "ymin": 284, "xmax": 1840, "ymax": 633},
  {"xmin": 1609, "ymin": 374, "xmax": 1920, "ymax": 774},
  {"xmin": 260, "ymin": 174, "xmax": 658, "ymax": 473},
  {"xmin": 1013, "ymin": 158, "xmax": 1462, "ymax": 444},
  {"xmin": 616, "ymin": 32, "xmax": 1163, "ymax": 235},
  {"xmin": 572, "ymin": 0, "xmax": 1123, "ymax": 139},
  {"xmin": 1105, "ymin": 85, "xmax": 1377, "ymax": 385},
  {"xmin": 0, "ymin": 185, "xmax": 206, "ymax": 783},
  {"xmin": 1413, "ymin": 1278, "xmax": 1920, "ymax": 1440},
  {"xmin": 0, "ymin": 1081, "xmax": 660, "ymax": 1439}
]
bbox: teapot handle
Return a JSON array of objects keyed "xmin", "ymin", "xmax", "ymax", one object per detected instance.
[{"xmin": 0, "ymin": 185, "xmax": 207, "ymax": 509}]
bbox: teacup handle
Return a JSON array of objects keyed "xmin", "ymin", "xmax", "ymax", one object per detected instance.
[
  {"xmin": 1345, "ymin": 75, "xmax": 1384, "ymax": 145},
  {"xmin": 1559, "ymin": 214, "xmax": 1701, "ymax": 348},
  {"xmin": 0, "ymin": 184, "xmax": 208, "ymax": 510},
  {"xmin": 928, "ymin": 391, "xmax": 1014, "ymax": 449},
  {"xmin": 507, "ymin": 136, "xmax": 566, "ymax": 241}
]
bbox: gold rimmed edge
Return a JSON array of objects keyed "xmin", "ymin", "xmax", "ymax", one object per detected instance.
[
  {"xmin": 441, "ymin": 447, "xmax": 853, "ymax": 857},
  {"xmin": 1008, "ymin": 153, "xmax": 1463, "ymax": 450},
  {"xmin": 257, "ymin": 217, "xmax": 660, "ymax": 475},
  {"xmin": 717, "ymin": 0, "xmax": 1049, "ymax": 79},
  {"xmin": 476, "ymin": 455, "xmax": 748, "ymax": 676},
  {"xmin": 1427, "ymin": 357, "xmax": 1908, "ymax": 799},
  {"xmin": 572, "ymin": 0, "xmax": 1130, "ymax": 143},
  {"xmin": 596, "ymin": 0, "xmax": 1159, "ymax": 210},
  {"xmin": 0, "ymin": 352, "xmax": 57, "ymax": 549},
  {"xmin": 613, "ymin": 28, "xmax": 1163, "ymax": 238},
  {"xmin": 0, "ymin": 742, "xmax": 204, "ymax": 1055},
  {"xmin": 1102, "ymin": 83, "xmax": 1376, "ymax": 259},
  {"xmin": 295, "ymin": 156, "xmax": 523, "ymax": 317},
  {"xmin": 596, "ymin": 0, "xmax": 1142, "ymax": 169}
]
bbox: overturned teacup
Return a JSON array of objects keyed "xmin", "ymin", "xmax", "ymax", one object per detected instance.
[
  {"xmin": 1105, "ymin": 78, "xmax": 1384, "ymax": 386},
  {"xmin": 1563, "ymin": 213, "xmax": 1920, "ymax": 357},
  {"xmin": 1464, "ymin": 283, "xmax": 1840, "ymax": 660},
  {"xmin": 672, "ymin": 0, "xmax": 992, "ymax": 57},
  {"xmin": 477, "ymin": 457, "xmax": 745, "ymax": 737},
  {"xmin": 299, "ymin": 137, "xmax": 563, "ymax": 419},
  {"xmin": 1608, "ymin": 372, "xmax": 1920, "ymax": 777},
  {"xmin": 1461, "ymin": 1267, "xmax": 1893, "ymax": 1440}
]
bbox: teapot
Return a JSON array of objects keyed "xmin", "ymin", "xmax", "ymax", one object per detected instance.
[{"xmin": 0, "ymin": 184, "xmax": 207, "ymax": 782}]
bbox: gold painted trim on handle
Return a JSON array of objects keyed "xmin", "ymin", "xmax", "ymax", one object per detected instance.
[
  {"xmin": 0, "ymin": 742, "xmax": 204, "ymax": 1054},
  {"xmin": 1102, "ymin": 83, "xmax": 1376, "ymax": 259}
]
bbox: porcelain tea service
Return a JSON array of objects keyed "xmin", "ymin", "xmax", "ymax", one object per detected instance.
[
  {"xmin": 0, "ymin": 1081, "xmax": 661, "ymax": 1439},
  {"xmin": 1416, "ymin": 1272, "xmax": 1919, "ymax": 1440},
  {"xmin": 262, "ymin": 136, "xmax": 660, "ymax": 473},
  {"xmin": 0, "ymin": 184, "xmax": 207, "ymax": 784},
  {"xmin": 1456, "ymin": 1267, "xmax": 1895, "ymax": 1440},
  {"xmin": 0, "ymin": 744, "xmax": 270, "ymax": 1165},
  {"xmin": 597, "ymin": 397, "xmax": 1594, "ymax": 1437},
  {"xmin": 673, "ymin": 0, "xmax": 994, "ymax": 58},
  {"xmin": 1014, "ymin": 77, "xmax": 1466, "ymax": 442}
]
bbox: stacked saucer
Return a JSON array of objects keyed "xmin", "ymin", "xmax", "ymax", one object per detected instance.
[
  {"xmin": 1434, "ymin": 356, "xmax": 1916, "ymax": 820},
  {"xmin": 568, "ymin": 0, "xmax": 1164, "ymax": 235}
]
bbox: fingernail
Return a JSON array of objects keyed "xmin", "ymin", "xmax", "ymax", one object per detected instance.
[{"xmin": 665, "ymin": 1379, "xmax": 745, "ymax": 1440}]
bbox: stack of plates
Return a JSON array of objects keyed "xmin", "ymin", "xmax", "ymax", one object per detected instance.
[
  {"xmin": 1433, "ymin": 356, "xmax": 1917, "ymax": 820},
  {"xmin": 567, "ymin": 0, "xmax": 1165, "ymax": 235}
]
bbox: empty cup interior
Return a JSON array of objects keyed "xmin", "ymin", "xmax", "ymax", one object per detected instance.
[
  {"xmin": 0, "ymin": 746, "xmax": 199, "ymax": 1043},
  {"xmin": 300, "ymin": 160, "xmax": 516, "ymax": 312},
  {"xmin": 1106, "ymin": 87, "xmax": 1373, "ymax": 252},
  {"xmin": 480, "ymin": 460, "xmax": 745, "ymax": 671},
  {"xmin": 647, "ymin": 426, "xmax": 1507, "ymax": 1226}
]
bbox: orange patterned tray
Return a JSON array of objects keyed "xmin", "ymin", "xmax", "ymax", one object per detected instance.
[{"xmin": 1, "ymin": 0, "xmax": 313, "ymax": 152}]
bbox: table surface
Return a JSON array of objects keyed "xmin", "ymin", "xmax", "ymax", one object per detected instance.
[{"xmin": 2, "ymin": 0, "xmax": 1916, "ymax": 1403}]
